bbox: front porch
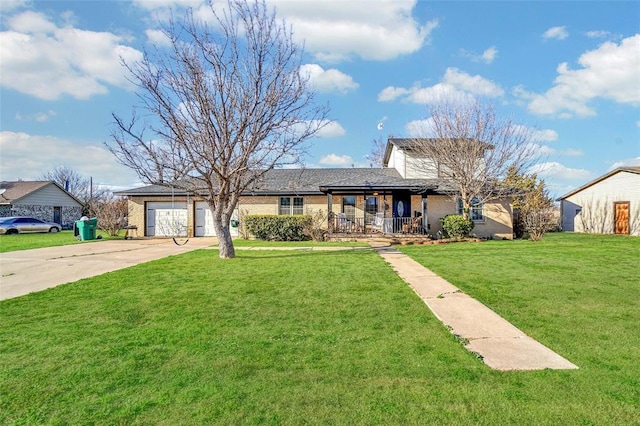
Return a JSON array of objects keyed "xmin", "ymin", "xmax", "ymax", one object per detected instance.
[
  {"xmin": 328, "ymin": 213, "xmax": 427, "ymax": 236},
  {"xmin": 323, "ymin": 190, "xmax": 430, "ymax": 237}
]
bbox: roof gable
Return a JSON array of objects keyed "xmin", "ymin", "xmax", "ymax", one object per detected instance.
[
  {"xmin": 0, "ymin": 181, "xmax": 83, "ymax": 206},
  {"xmin": 557, "ymin": 167, "xmax": 640, "ymax": 200}
]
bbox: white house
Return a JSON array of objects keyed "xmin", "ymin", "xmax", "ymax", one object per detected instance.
[{"xmin": 558, "ymin": 167, "xmax": 640, "ymax": 236}]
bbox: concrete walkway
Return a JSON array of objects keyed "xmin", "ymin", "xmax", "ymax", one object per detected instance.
[
  {"xmin": 372, "ymin": 243, "xmax": 579, "ymax": 371},
  {"xmin": 0, "ymin": 238, "xmax": 217, "ymax": 300}
]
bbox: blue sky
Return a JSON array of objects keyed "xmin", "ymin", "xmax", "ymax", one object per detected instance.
[{"xmin": 1, "ymin": 0, "xmax": 638, "ymax": 197}]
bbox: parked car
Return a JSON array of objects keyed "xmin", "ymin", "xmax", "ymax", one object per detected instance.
[{"xmin": 0, "ymin": 217, "xmax": 62, "ymax": 234}]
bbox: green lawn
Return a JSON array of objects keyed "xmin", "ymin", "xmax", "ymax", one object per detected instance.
[
  {"xmin": 1, "ymin": 234, "xmax": 639, "ymax": 424},
  {"xmin": 0, "ymin": 230, "xmax": 123, "ymax": 253},
  {"xmin": 232, "ymin": 238, "xmax": 368, "ymax": 247}
]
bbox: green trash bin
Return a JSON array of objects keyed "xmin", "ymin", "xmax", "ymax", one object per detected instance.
[{"xmin": 76, "ymin": 218, "xmax": 98, "ymax": 241}]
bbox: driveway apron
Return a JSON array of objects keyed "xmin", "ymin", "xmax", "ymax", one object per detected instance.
[{"xmin": 0, "ymin": 238, "xmax": 217, "ymax": 300}]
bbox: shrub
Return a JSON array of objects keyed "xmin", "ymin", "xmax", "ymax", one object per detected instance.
[
  {"xmin": 440, "ymin": 215, "xmax": 474, "ymax": 239},
  {"xmin": 244, "ymin": 215, "xmax": 311, "ymax": 241},
  {"xmin": 303, "ymin": 210, "xmax": 328, "ymax": 242}
]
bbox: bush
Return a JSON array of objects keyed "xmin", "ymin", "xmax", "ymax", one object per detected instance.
[
  {"xmin": 440, "ymin": 215, "xmax": 474, "ymax": 239},
  {"xmin": 244, "ymin": 215, "xmax": 311, "ymax": 241},
  {"xmin": 303, "ymin": 210, "xmax": 328, "ymax": 242}
]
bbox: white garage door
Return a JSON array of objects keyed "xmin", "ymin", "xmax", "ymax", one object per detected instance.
[
  {"xmin": 147, "ymin": 202, "xmax": 187, "ymax": 237},
  {"xmin": 195, "ymin": 202, "xmax": 239, "ymax": 237}
]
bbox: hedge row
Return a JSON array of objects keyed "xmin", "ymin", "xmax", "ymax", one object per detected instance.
[{"xmin": 244, "ymin": 215, "xmax": 312, "ymax": 241}]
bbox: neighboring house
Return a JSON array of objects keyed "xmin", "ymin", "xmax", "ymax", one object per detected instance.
[
  {"xmin": 558, "ymin": 167, "xmax": 640, "ymax": 236},
  {"xmin": 0, "ymin": 181, "xmax": 84, "ymax": 229},
  {"xmin": 115, "ymin": 138, "xmax": 514, "ymax": 239}
]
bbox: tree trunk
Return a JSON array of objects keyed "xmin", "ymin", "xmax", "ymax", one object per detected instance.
[{"xmin": 217, "ymin": 223, "xmax": 236, "ymax": 259}]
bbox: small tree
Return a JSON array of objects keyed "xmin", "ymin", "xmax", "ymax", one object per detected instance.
[
  {"xmin": 411, "ymin": 97, "xmax": 539, "ymax": 220},
  {"xmin": 107, "ymin": 0, "xmax": 328, "ymax": 259},
  {"xmin": 88, "ymin": 194, "xmax": 128, "ymax": 237},
  {"xmin": 502, "ymin": 166, "xmax": 556, "ymax": 241}
]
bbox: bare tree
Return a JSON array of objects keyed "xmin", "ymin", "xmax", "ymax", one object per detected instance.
[
  {"xmin": 411, "ymin": 98, "xmax": 539, "ymax": 219},
  {"xmin": 365, "ymin": 136, "xmax": 387, "ymax": 168},
  {"xmin": 40, "ymin": 166, "xmax": 108, "ymax": 207},
  {"xmin": 88, "ymin": 194, "xmax": 128, "ymax": 237},
  {"xmin": 107, "ymin": 0, "xmax": 328, "ymax": 258}
]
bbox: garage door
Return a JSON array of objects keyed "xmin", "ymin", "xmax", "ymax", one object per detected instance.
[
  {"xmin": 146, "ymin": 202, "xmax": 187, "ymax": 237},
  {"xmin": 195, "ymin": 202, "xmax": 239, "ymax": 237}
]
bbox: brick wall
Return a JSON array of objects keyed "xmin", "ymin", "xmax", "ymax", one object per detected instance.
[{"xmin": 425, "ymin": 195, "xmax": 513, "ymax": 239}]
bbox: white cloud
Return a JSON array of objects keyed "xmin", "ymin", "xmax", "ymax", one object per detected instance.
[
  {"xmin": 315, "ymin": 120, "xmax": 346, "ymax": 138},
  {"xmin": 0, "ymin": 0, "xmax": 27, "ymax": 12},
  {"xmin": 136, "ymin": 0, "xmax": 436, "ymax": 63},
  {"xmin": 608, "ymin": 157, "xmax": 640, "ymax": 170},
  {"xmin": 517, "ymin": 35, "xmax": 640, "ymax": 118},
  {"xmin": 15, "ymin": 110, "xmax": 57, "ymax": 122},
  {"xmin": 529, "ymin": 161, "xmax": 592, "ymax": 182},
  {"xmin": 269, "ymin": 0, "xmax": 437, "ymax": 62},
  {"xmin": 0, "ymin": 11, "xmax": 143, "ymax": 100},
  {"xmin": 377, "ymin": 86, "xmax": 411, "ymax": 102},
  {"xmin": 379, "ymin": 68, "xmax": 504, "ymax": 104},
  {"xmin": 534, "ymin": 129, "xmax": 559, "ymax": 142},
  {"xmin": 318, "ymin": 153, "xmax": 354, "ymax": 167},
  {"xmin": 585, "ymin": 30, "xmax": 610, "ymax": 39},
  {"xmin": 299, "ymin": 64, "xmax": 358, "ymax": 94},
  {"xmin": 442, "ymin": 68, "xmax": 504, "ymax": 97},
  {"xmin": 0, "ymin": 131, "xmax": 140, "ymax": 188},
  {"xmin": 512, "ymin": 125, "xmax": 558, "ymax": 143},
  {"xmin": 563, "ymin": 148, "xmax": 584, "ymax": 157},
  {"xmin": 132, "ymin": 0, "xmax": 203, "ymax": 10},
  {"xmin": 543, "ymin": 26, "xmax": 568, "ymax": 40},
  {"xmin": 460, "ymin": 46, "xmax": 498, "ymax": 64},
  {"xmin": 481, "ymin": 46, "xmax": 498, "ymax": 64},
  {"xmin": 145, "ymin": 28, "xmax": 172, "ymax": 46},
  {"xmin": 405, "ymin": 118, "xmax": 433, "ymax": 137}
]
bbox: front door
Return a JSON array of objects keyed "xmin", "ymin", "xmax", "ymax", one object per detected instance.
[
  {"xmin": 614, "ymin": 202, "xmax": 630, "ymax": 235},
  {"xmin": 393, "ymin": 196, "xmax": 410, "ymax": 218},
  {"xmin": 53, "ymin": 206, "xmax": 61, "ymax": 225}
]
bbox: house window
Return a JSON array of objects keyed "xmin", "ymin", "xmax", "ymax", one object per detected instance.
[
  {"xmin": 342, "ymin": 196, "xmax": 356, "ymax": 221},
  {"xmin": 365, "ymin": 196, "xmax": 378, "ymax": 221},
  {"xmin": 279, "ymin": 197, "xmax": 304, "ymax": 215},
  {"xmin": 458, "ymin": 198, "xmax": 484, "ymax": 221}
]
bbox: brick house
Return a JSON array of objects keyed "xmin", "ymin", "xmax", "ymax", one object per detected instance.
[{"xmin": 116, "ymin": 139, "xmax": 514, "ymax": 239}]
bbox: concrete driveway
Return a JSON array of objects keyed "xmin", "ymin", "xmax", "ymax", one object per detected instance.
[{"xmin": 0, "ymin": 238, "xmax": 218, "ymax": 300}]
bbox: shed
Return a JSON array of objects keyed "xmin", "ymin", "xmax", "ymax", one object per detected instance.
[
  {"xmin": 558, "ymin": 167, "xmax": 640, "ymax": 236},
  {"xmin": 0, "ymin": 181, "xmax": 84, "ymax": 229}
]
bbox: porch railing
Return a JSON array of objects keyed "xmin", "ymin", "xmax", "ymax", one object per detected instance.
[{"xmin": 329, "ymin": 213, "xmax": 426, "ymax": 235}]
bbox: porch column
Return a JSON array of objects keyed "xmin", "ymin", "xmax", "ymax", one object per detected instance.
[{"xmin": 327, "ymin": 193, "xmax": 333, "ymax": 234}]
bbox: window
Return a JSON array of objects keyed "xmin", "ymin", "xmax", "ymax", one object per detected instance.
[
  {"xmin": 458, "ymin": 198, "xmax": 484, "ymax": 221},
  {"xmin": 342, "ymin": 196, "xmax": 356, "ymax": 221},
  {"xmin": 279, "ymin": 197, "xmax": 304, "ymax": 215},
  {"xmin": 365, "ymin": 196, "xmax": 378, "ymax": 221}
]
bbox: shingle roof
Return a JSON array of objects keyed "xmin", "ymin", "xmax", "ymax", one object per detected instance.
[
  {"xmin": 0, "ymin": 181, "xmax": 51, "ymax": 205},
  {"xmin": 0, "ymin": 181, "xmax": 84, "ymax": 206},
  {"xmin": 115, "ymin": 167, "xmax": 453, "ymax": 196}
]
